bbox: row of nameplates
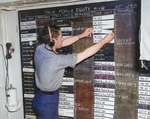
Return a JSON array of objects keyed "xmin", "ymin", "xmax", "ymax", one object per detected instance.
[
  {"xmin": 138, "ymin": 76, "xmax": 150, "ymax": 119},
  {"xmin": 93, "ymin": 15, "xmax": 115, "ymax": 119},
  {"xmin": 20, "ymin": 14, "xmax": 114, "ymax": 43},
  {"xmin": 59, "ymin": 77, "xmax": 115, "ymax": 118},
  {"xmin": 93, "ymin": 15, "xmax": 114, "ymax": 43}
]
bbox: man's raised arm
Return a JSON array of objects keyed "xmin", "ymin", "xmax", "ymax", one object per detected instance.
[
  {"xmin": 76, "ymin": 33, "xmax": 115, "ymax": 64},
  {"xmin": 62, "ymin": 28, "xmax": 93, "ymax": 47}
]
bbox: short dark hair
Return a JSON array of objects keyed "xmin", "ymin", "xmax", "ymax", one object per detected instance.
[
  {"xmin": 37, "ymin": 25, "xmax": 60, "ymax": 45},
  {"xmin": 49, "ymin": 25, "xmax": 60, "ymax": 30}
]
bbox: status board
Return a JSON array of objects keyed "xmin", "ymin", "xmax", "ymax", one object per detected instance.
[{"xmin": 18, "ymin": 0, "xmax": 142, "ymax": 119}]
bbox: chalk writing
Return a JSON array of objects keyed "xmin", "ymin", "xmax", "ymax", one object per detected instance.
[
  {"xmin": 74, "ymin": 12, "xmax": 91, "ymax": 17},
  {"xmin": 116, "ymin": 81, "xmax": 137, "ymax": 87},
  {"xmin": 116, "ymin": 38, "xmax": 135, "ymax": 45},
  {"xmin": 116, "ymin": 63, "xmax": 133, "ymax": 68},
  {"xmin": 115, "ymin": 95, "xmax": 128, "ymax": 99},
  {"xmin": 115, "ymin": 4, "xmax": 138, "ymax": 13},
  {"xmin": 74, "ymin": 79, "xmax": 92, "ymax": 83},
  {"xmin": 59, "ymin": 9, "xmax": 73, "ymax": 14},
  {"xmin": 93, "ymin": 6, "xmax": 105, "ymax": 11},
  {"xmin": 76, "ymin": 7, "xmax": 90, "ymax": 12},
  {"xmin": 45, "ymin": 10, "xmax": 56, "ymax": 14},
  {"xmin": 75, "ymin": 103, "xmax": 89, "ymax": 111}
]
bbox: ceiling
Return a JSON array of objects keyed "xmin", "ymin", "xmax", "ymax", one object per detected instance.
[
  {"xmin": 0, "ymin": 0, "xmax": 68, "ymax": 8},
  {"xmin": 0, "ymin": 0, "xmax": 116, "ymax": 10}
]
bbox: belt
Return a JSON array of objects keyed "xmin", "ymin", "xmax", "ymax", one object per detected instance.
[{"xmin": 37, "ymin": 88, "xmax": 57, "ymax": 95}]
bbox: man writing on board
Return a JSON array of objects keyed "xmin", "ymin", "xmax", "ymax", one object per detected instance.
[{"xmin": 33, "ymin": 25, "xmax": 115, "ymax": 119}]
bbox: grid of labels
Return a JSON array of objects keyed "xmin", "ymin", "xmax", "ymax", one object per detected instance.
[
  {"xmin": 59, "ymin": 77, "xmax": 74, "ymax": 118},
  {"xmin": 93, "ymin": 14, "xmax": 115, "ymax": 119},
  {"xmin": 20, "ymin": 21, "xmax": 37, "ymax": 42},
  {"xmin": 20, "ymin": 21, "xmax": 37, "ymax": 119},
  {"xmin": 59, "ymin": 26, "xmax": 74, "ymax": 118},
  {"xmin": 93, "ymin": 14, "xmax": 114, "ymax": 44},
  {"xmin": 94, "ymin": 62, "xmax": 115, "ymax": 119},
  {"xmin": 138, "ymin": 76, "xmax": 150, "ymax": 119}
]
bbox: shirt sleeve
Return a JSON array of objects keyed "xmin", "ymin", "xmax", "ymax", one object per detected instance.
[{"xmin": 55, "ymin": 53, "xmax": 77, "ymax": 69}]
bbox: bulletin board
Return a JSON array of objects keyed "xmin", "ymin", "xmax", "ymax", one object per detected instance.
[{"xmin": 18, "ymin": 0, "xmax": 143, "ymax": 119}]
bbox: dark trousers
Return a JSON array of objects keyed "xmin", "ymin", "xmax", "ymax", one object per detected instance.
[{"xmin": 33, "ymin": 89, "xmax": 59, "ymax": 119}]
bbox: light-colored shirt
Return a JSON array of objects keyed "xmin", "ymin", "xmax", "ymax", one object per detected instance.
[{"xmin": 34, "ymin": 44, "xmax": 77, "ymax": 91}]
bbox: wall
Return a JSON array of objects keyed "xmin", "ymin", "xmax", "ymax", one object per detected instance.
[
  {"xmin": 0, "ymin": 10, "xmax": 9, "ymax": 119},
  {"xmin": 0, "ymin": 10, "xmax": 24, "ymax": 119}
]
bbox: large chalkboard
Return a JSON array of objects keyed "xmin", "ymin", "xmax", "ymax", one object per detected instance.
[{"xmin": 18, "ymin": 0, "xmax": 141, "ymax": 119}]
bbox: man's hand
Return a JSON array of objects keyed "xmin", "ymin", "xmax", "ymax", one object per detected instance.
[
  {"xmin": 102, "ymin": 33, "xmax": 115, "ymax": 44},
  {"xmin": 79, "ymin": 27, "xmax": 93, "ymax": 38}
]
